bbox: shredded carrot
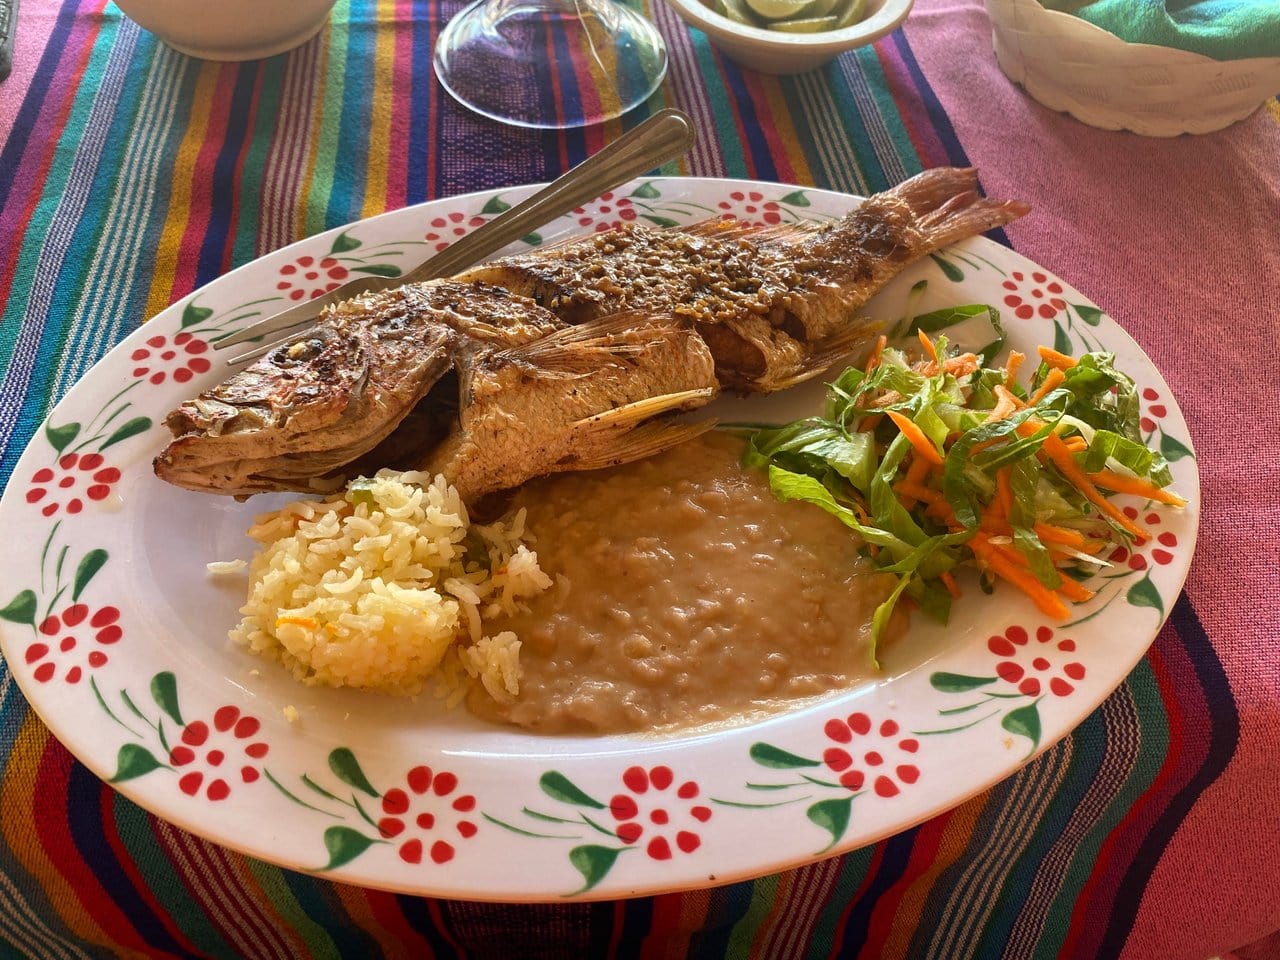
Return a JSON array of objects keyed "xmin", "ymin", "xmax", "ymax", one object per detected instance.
[
  {"xmin": 1062, "ymin": 435, "xmax": 1088, "ymax": 453},
  {"xmin": 848, "ymin": 498, "xmax": 878, "ymax": 556},
  {"xmin": 1030, "ymin": 367, "xmax": 1067, "ymax": 404},
  {"xmin": 915, "ymin": 352, "xmax": 980, "ymax": 379},
  {"xmin": 992, "ymin": 539, "xmax": 1095, "ymax": 607},
  {"xmin": 970, "ymin": 436, "xmax": 1002, "ymax": 457},
  {"xmin": 986, "ymin": 386, "xmax": 1020, "ymax": 423},
  {"xmin": 1087, "ymin": 469, "xmax": 1188, "ymax": 507},
  {"xmin": 917, "ymin": 328, "xmax": 939, "ymax": 366},
  {"xmin": 1034, "ymin": 429, "xmax": 1150, "ymax": 540},
  {"xmin": 1033, "ymin": 522, "xmax": 1087, "ymax": 548},
  {"xmin": 864, "ymin": 334, "xmax": 888, "ymax": 373},
  {"xmin": 994, "ymin": 467, "xmax": 1015, "ymax": 520},
  {"xmin": 1037, "ymin": 345, "xmax": 1077, "ymax": 370},
  {"xmin": 858, "ymin": 413, "xmax": 883, "ymax": 433},
  {"xmin": 926, "ymin": 499, "xmax": 959, "ymax": 525},
  {"xmin": 1005, "ymin": 350, "xmax": 1025, "ymax": 387},
  {"xmin": 886, "ymin": 410, "xmax": 944, "ymax": 466},
  {"xmin": 897, "ymin": 455, "xmax": 931, "ymax": 510},
  {"xmin": 896, "ymin": 481, "xmax": 946, "ymax": 507},
  {"xmin": 904, "ymin": 453, "xmax": 933, "ymax": 487},
  {"xmin": 1055, "ymin": 576, "xmax": 1095, "ymax": 603},
  {"xmin": 846, "ymin": 488, "xmax": 871, "ymax": 517},
  {"xmin": 940, "ymin": 570, "xmax": 962, "ymax": 598},
  {"xmin": 971, "ymin": 538, "xmax": 1070, "ymax": 619},
  {"xmin": 995, "ymin": 383, "xmax": 1027, "ymax": 410}
]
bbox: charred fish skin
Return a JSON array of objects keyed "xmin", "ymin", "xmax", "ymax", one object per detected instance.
[
  {"xmin": 154, "ymin": 282, "xmax": 566, "ymax": 496},
  {"xmin": 422, "ymin": 313, "xmax": 719, "ymax": 502},
  {"xmin": 155, "ymin": 167, "xmax": 1028, "ymax": 500},
  {"xmin": 455, "ymin": 166, "xmax": 1028, "ymax": 393}
]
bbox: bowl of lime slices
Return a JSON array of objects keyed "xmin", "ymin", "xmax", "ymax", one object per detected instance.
[{"xmin": 664, "ymin": 0, "xmax": 912, "ymax": 73}]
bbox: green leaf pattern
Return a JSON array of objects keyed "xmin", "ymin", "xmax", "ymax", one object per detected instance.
[
  {"xmin": 0, "ymin": 590, "xmax": 37, "ymax": 626},
  {"xmin": 322, "ymin": 826, "xmax": 382, "ymax": 869},
  {"xmin": 111, "ymin": 744, "xmax": 166, "ymax": 782},
  {"xmin": 329, "ymin": 748, "xmax": 380, "ymax": 797},
  {"xmin": 72, "ymin": 549, "xmax": 108, "ymax": 601}
]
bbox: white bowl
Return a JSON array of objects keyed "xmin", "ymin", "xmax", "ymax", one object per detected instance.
[
  {"xmin": 984, "ymin": 0, "xmax": 1280, "ymax": 136},
  {"xmin": 113, "ymin": 0, "xmax": 338, "ymax": 61},
  {"xmin": 663, "ymin": 0, "xmax": 914, "ymax": 75}
]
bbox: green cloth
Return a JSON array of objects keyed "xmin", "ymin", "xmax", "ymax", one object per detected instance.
[{"xmin": 1062, "ymin": 0, "xmax": 1280, "ymax": 60}]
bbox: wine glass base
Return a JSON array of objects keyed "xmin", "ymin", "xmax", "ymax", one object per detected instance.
[{"xmin": 434, "ymin": 0, "xmax": 669, "ymax": 129}]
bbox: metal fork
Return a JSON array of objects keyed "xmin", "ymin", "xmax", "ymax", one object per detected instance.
[{"xmin": 215, "ymin": 108, "xmax": 697, "ymax": 365}]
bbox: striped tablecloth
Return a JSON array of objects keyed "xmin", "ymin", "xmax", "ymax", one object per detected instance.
[{"xmin": 2, "ymin": 1, "xmax": 1278, "ymax": 957}]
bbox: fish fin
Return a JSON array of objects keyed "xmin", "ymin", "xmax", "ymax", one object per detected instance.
[
  {"xmin": 888, "ymin": 167, "xmax": 1030, "ymax": 246},
  {"xmin": 507, "ymin": 311, "xmax": 687, "ymax": 372},
  {"xmin": 564, "ymin": 419, "xmax": 718, "ymax": 473},
  {"xmin": 679, "ymin": 218, "xmax": 764, "ymax": 240},
  {"xmin": 751, "ymin": 320, "xmax": 882, "ymax": 393},
  {"xmin": 572, "ymin": 387, "xmax": 717, "ymax": 430},
  {"xmin": 680, "ymin": 217, "xmax": 819, "ymax": 243}
]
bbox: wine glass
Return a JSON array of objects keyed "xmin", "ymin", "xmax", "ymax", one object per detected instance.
[{"xmin": 433, "ymin": 0, "xmax": 669, "ymax": 129}]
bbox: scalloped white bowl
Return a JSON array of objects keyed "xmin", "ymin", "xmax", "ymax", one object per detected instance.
[
  {"xmin": 984, "ymin": 0, "xmax": 1280, "ymax": 136},
  {"xmin": 663, "ymin": 0, "xmax": 914, "ymax": 75}
]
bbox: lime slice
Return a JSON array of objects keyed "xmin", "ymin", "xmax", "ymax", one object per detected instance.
[
  {"xmin": 746, "ymin": 0, "xmax": 815, "ymax": 21},
  {"xmin": 832, "ymin": 0, "xmax": 867, "ymax": 28},
  {"xmin": 806, "ymin": 0, "xmax": 840, "ymax": 16},
  {"xmin": 716, "ymin": 0, "xmax": 766, "ymax": 25},
  {"xmin": 767, "ymin": 14, "xmax": 837, "ymax": 31}
]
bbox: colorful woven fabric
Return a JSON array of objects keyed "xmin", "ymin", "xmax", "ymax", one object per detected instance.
[{"xmin": 1, "ymin": 0, "xmax": 1277, "ymax": 957}]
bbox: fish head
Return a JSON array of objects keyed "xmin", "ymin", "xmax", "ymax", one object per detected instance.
[{"xmin": 154, "ymin": 324, "xmax": 377, "ymax": 494}]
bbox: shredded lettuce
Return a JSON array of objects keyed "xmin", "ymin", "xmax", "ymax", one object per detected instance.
[{"xmin": 744, "ymin": 319, "xmax": 1183, "ymax": 665}]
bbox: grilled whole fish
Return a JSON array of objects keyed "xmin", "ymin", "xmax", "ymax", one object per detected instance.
[{"xmin": 155, "ymin": 167, "xmax": 1029, "ymax": 500}]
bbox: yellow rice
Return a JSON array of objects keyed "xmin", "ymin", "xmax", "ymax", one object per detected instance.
[{"xmin": 228, "ymin": 470, "xmax": 552, "ymax": 700}]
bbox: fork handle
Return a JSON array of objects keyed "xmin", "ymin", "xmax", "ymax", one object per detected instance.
[{"xmin": 403, "ymin": 109, "xmax": 695, "ymax": 283}]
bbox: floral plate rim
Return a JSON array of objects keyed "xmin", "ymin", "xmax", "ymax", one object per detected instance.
[{"xmin": 0, "ymin": 177, "xmax": 1199, "ymax": 900}]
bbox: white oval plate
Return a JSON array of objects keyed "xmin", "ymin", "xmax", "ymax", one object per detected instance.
[{"xmin": 0, "ymin": 178, "xmax": 1198, "ymax": 900}]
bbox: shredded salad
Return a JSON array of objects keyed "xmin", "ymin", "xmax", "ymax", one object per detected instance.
[{"xmin": 740, "ymin": 315, "xmax": 1186, "ymax": 662}]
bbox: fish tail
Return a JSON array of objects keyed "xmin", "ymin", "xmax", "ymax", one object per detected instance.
[{"xmin": 890, "ymin": 167, "xmax": 1030, "ymax": 249}]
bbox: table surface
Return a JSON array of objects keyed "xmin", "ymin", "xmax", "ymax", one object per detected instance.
[{"xmin": 1, "ymin": 1, "xmax": 1278, "ymax": 958}]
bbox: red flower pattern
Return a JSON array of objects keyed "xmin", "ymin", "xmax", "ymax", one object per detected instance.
[
  {"xmin": 29, "ymin": 604, "xmax": 122, "ymax": 684},
  {"xmin": 130, "ymin": 332, "xmax": 211, "ymax": 385},
  {"xmin": 377, "ymin": 766, "xmax": 478, "ymax": 865},
  {"xmin": 571, "ymin": 192, "xmax": 639, "ymax": 233},
  {"xmin": 424, "ymin": 212, "xmax": 489, "ymax": 252},
  {"xmin": 989, "ymin": 625, "xmax": 1085, "ymax": 698},
  {"xmin": 170, "ymin": 706, "xmax": 269, "ymax": 801},
  {"xmin": 276, "ymin": 254, "xmax": 351, "ymax": 301},
  {"xmin": 1001, "ymin": 271, "xmax": 1065, "ymax": 321},
  {"xmin": 608, "ymin": 765, "xmax": 711, "ymax": 861},
  {"xmin": 1139, "ymin": 386, "xmax": 1170, "ymax": 434},
  {"xmin": 26, "ymin": 453, "xmax": 121, "ymax": 517},
  {"xmin": 822, "ymin": 713, "xmax": 920, "ymax": 798},
  {"xmin": 715, "ymin": 190, "xmax": 783, "ymax": 226},
  {"xmin": 1108, "ymin": 507, "xmax": 1178, "ymax": 570}
]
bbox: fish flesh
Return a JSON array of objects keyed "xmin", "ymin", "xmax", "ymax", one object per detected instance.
[{"xmin": 155, "ymin": 167, "xmax": 1028, "ymax": 501}]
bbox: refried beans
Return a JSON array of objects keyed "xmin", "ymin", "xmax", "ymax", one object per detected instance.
[{"xmin": 468, "ymin": 431, "xmax": 902, "ymax": 734}]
